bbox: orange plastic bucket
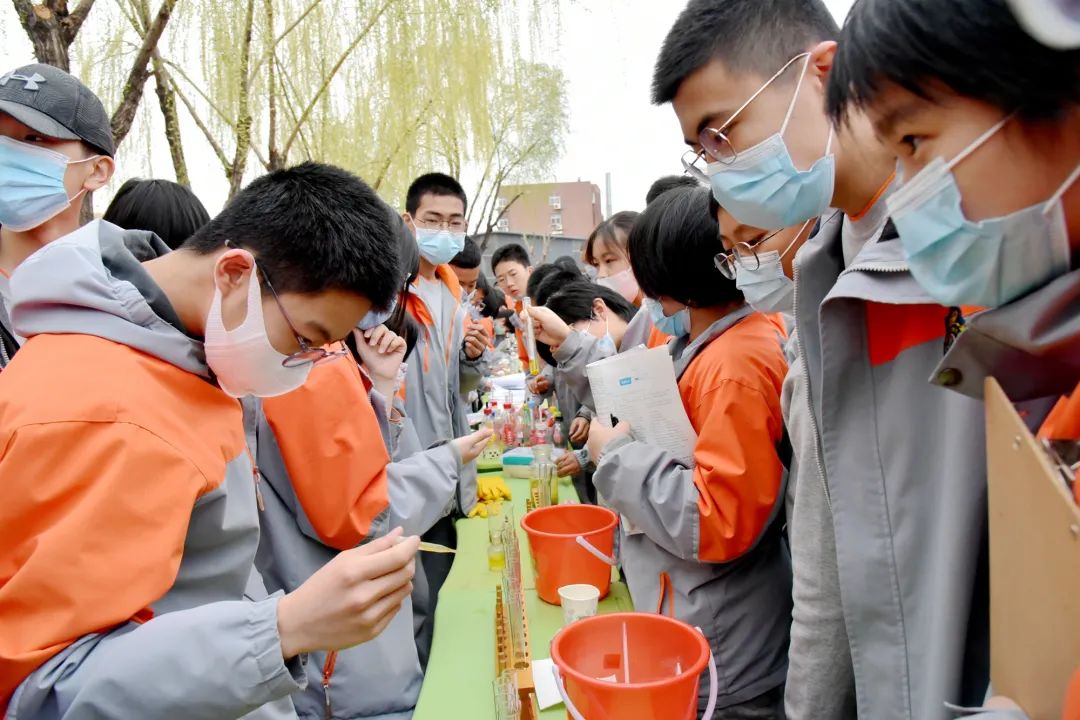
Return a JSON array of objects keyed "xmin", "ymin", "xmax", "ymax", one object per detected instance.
[
  {"xmin": 520, "ymin": 505, "xmax": 618, "ymax": 605},
  {"xmin": 550, "ymin": 612, "xmax": 717, "ymax": 720}
]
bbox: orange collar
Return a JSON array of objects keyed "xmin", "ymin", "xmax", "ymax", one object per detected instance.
[{"xmin": 850, "ymin": 170, "xmax": 897, "ymax": 223}]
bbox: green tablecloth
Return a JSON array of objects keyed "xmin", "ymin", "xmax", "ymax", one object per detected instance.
[{"xmin": 414, "ymin": 473, "xmax": 633, "ymax": 719}]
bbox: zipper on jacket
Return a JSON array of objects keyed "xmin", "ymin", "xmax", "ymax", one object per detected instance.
[
  {"xmin": 252, "ymin": 463, "xmax": 265, "ymax": 512},
  {"xmin": 792, "ymin": 258, "xmax": 831, "ymax": 510},
  {"xmin": 322, "ymin": 651, "xmax": 338, "ymax": 720}
]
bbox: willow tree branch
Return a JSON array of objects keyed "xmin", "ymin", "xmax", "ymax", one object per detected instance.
[{"xmin": 109, "ymin": 0, "xmax": 179, "ymax": 149}]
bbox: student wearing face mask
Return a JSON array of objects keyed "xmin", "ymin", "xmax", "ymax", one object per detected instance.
[
  {"xmin": 655, "ymin": 2, "xmax": 998, "ymax": 717},
  {"xmin": 533, "ymin": 282, "xmax": 638, "ymax": 501},
  {"xmin": 585, "ymin": 212, "xmax": 643, "ymax": 306},
  {"xmin": 0, "ymin": 64, "xmax": 118, "ymax": 367},
  {"xmin": 0, "ymin": 162, "xmax": 423, "ymax": 719},
  {"xmin": 250, "ymin": 285, "xmax": 492, "ymax": 717},
  {"xmin": 582, "ymin": 185, "xmax": 791, "ymax": 717},
  {"xmin": 827, "ymin": 1, "xmax": 1079, "ymax": 717}
]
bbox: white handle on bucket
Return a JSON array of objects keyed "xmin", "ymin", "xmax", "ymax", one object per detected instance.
[
  {"xmin": 552, "ymin": 665, "xmax": 587, "ymax": 720},
  {"xmin": 696, "ymin": 626, "xmax": 718, "ymax": 720},
  {"xmin": 575, "ymin": 535, "xmax": 617, "ymax": 566}
]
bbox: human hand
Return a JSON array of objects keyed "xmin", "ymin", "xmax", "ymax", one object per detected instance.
[
  {"xmin": 569, "ymin": 417, "xmax": 590, "ymax": 444},
  {"xmin": 586, "ymin": 418, "xmax": 631, "ymax": 462},
  {"xmin": 277, "ymin": 529, "xmax": 419, "ymax": 658},
  {"xmin": 353, "ymin": 326, "xmax": 407, "ymax": 384},
  {"xmin": 463, "ymin": 318, "xmax": 489, "ymax": 360},
  {"xmin": 556, "ymin": 451, "xmax": 582, "ymax": 477},
  {"xmin": 451, "ymin": 428, "xmax": 495, "ymax": 465},
  {"xmin": 527, "ymin": 305, "xmax": 572, "ymax": 346}
]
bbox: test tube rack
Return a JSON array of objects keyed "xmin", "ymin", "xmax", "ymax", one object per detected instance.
[{"xmin": 493, "ymin": 530, "xmax": 538, "ymax": 719}]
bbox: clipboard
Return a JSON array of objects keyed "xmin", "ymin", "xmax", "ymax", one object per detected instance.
[{"xmin": 985, "ymin": 378, "xmax": 1080, "ymax": 719}]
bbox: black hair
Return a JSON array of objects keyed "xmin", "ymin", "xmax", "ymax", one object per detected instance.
[
  {"xmin": 584, "ymin": 211, "xmax": 639, "ymax": 266},
  {"xmin": 552, "ymin": 255, "xmax": 582, "ymax": 275},
  {"xmin": 450, "ymin": 236, "xmax": 482, "ymax": 269},
  {"xmin": 526, "ymin": 263, "xmax": 560, "ymax": 301},
  {"xmin": 491, "ymin": 243, "xmax": 531, "ymax": 275},
  {"xmin": 629, "ymin": 185, "xmax": 742, "ymax": 308},
  {"xmin": 646, "ymin": 175, "xmax": 702, "ymax": 206},
  {"xmin": 103, "ymin": 178, "xmax": 211, "ymax": 250},
  {"xmin": 405, "ymin": 172, "xmax": 468, "ymax": 215},
  {"xmin": 652, "ymin": 0, "xmax": 839, "ymax": 105},
  {"xmin": 475, "ymin": 273, "xmax": 505, "ymax": 319},
  {"xmin": 183, "ymin": 162, "xmax": 400, "ymax": 311},
  {"xmin": 534, "ymin": 269, "xmax": 584, "ymax": 307},
  {"xmin": 544, "ymin": 281, "xmax": 639, "ymax": 326},
  {"xmin": 826, "ymin": 0, "xmax": 1080, "ymax": 125}
]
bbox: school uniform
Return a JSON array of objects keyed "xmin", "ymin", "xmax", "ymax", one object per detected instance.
[
  {"xmin": 592, "ymin": 307, "xmax": 792, "ymax": 712},
  {"xmin": 0, "ymin": 221, "xmax": 303, "ymax": 719},
  {"xmin": 400, "ymin": 265, "xmax": 486, "ymax": 667},
  {"xmin": 250, "ymin": 356, "xmax": 462, "ymax": 719},
  {"xmin": 921, "ymin": 266, "xmax": 1080, "ymax": 720},
  {"xmin": 784, "ymin": 201, "xmax": 993, "ymax": 720}
]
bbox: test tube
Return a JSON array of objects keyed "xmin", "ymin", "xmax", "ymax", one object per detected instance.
[{"xmin": 521, "ymin": 297, "xmax": 540, "ymax": 377}]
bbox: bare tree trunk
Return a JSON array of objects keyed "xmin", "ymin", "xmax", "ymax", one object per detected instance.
[
  {"xmin": 131, "ymin": 0, "xmax": 188, "ymax": 185},
  {"xmin": 11, "ymin": 0, "xmax": 97, "ymax": 71},
  {"xmin": 109, "ymin": 0, "xmax": 179, "ymax": 150},
  {"xmin": 227, "ymin": 0, "xmax": 256, "ymax": 198},
  {"xmin": 264, "ymin": 0, "xmax": 282, "ymax": 171}
]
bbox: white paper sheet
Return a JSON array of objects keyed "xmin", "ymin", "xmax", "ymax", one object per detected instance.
[
  {"xmin": 585, "ymin": 345, "xmax": 697, "ymax": 467},
  {"xmin": 531, "ymin": 658, "xmax": 563, "ymax": 710}
]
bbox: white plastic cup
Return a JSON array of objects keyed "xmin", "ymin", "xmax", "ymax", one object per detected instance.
[{"xmin": 558, "ymin": 584, "xmax": 600, "ymax": 625}]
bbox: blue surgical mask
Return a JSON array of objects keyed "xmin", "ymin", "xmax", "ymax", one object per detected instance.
[
  {"xmin": 592, "ymin": 312, "xmax": 617, "ymax": 357},
  {"xmin": 0, "ymin": 136, "xmax": 98, "ymax": 232},
  {"xmin": 706, "ymin": 54, "xmax": 835, "ymax": 229},
  {"xmin": 357, "ymin": 294, "xmax": 397, "ymax": 331},
  {"xmin": 644, "ymin": 297, "xmax": 689, "ymax": 338},
  {"xmin": 415, "ymin": 226, "xmax": 465, "ymax": 265},
  {"xmin": 886, "ymin": 115, "xmax": 1078, "ymax": 308},
  {"xmin": 733, "ymin": 219, "xmax": 813, "ymax": 315}
]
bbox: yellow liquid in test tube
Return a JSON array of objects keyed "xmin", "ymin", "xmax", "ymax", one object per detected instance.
[{"xmin": 488, "ymin": 544, "xmax": 506, "ymax": 571}]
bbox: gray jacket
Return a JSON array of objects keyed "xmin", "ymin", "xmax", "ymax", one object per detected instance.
[
  {"xmin": 785, "ymin": 214, "xmax": 991, "ymax": 720},
  {"xmin": 249, "ymin": 362, "xmax": 461, "ymax": 720},
  {"xmin": 929, "ymin": 267, "xmax": 1080, "ymax": 720},
  {"xmin": 2, "ymin": 221, "xmax": 303, "ymax": 719},
  {"xmin": 592, "ymin": 308, "xmax": 792, "ymax": 712}
]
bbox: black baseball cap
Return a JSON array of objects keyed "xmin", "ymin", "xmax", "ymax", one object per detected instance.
[{"xmin": 0, "ymin": 63, "xmax": 115, "ymax": 157}]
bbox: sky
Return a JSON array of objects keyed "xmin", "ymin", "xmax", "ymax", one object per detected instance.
[{"xmin": 0, "ymin": 0, "xmax": 857, "ymax": 217}]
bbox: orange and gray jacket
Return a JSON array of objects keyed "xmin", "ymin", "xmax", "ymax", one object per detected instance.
[
  {"xmin": 785, "ymin": 214, "xmax": 992, "ymax": 720},
  {"xmin": 0, "ymin": 221, "xmax": 304, "ymax": 719},
  {"xmin": 400, "ymin": 265, "xmax": 483, "ymax": 513},
  {"xmin": 925, "ymin": 267, "xmax": 1080, "ymax": 720},
  {"xmin": 592, "ymin": 307, "xmax": 792, "ymax": 711},
  {"xmin": 250, "ymin": 356, "xmax": 461, "ymax": 719}
]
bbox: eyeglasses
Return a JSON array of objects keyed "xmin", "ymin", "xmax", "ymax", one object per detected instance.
[
  {"xmin": 257, "ymin": 264, "xmax": 346, "ymax": 368},
  {"xmin": 414, "ymin": 216, "xmax": 468, "ymax": 233},
  {"xmin": 692, "ymin": 52, "xmax": 811, "ymax": 168},
  {"xmin": 713, "ymin": 229, "xmax": 784, "ymax": 280},
  {"xmin": 681, "ymin": 149, "xmax": 709, "ymax": 184}
]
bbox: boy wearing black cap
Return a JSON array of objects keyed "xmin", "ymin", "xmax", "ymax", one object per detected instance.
[{"xmin": 0, "ymin": 63, "xmax": 117, "ymax": 366}]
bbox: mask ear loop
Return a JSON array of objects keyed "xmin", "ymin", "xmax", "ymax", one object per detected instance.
[
  {"xmin": 944, "ymin": 113, "xmax": 1014, "ymax": 173},
  {"xmin": 779, "ymin": 53, "xmax": 813, "ymax": 138},
  {"xmin": 778, "ymin": 218, "xmax": 816, "ymax": 261},
  {"xmin": 1043, "ymin": 163, "xmax": 1080, "ymax": 216}
]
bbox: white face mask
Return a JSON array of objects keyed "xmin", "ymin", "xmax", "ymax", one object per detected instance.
[
  {"xmin": 734, "ymin": 218, "xmax": 814, "ymax": 315},
  {"xmin": 596, "ymin": 267, "xmax": 640, "ymax": 304},
  {"xmin": 204, "ymin": 263, "xmax": 312, "ymax": 398}
]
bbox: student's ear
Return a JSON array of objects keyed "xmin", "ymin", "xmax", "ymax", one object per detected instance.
[
  {"xmin": 213, "ymin": 248, "xmax": 258, "ymax": 330},
  {"xmin": 592, "ymin": 297, "xmax": 608, "ymax": 318},
  {"xmin": 402, "ymin": 212, "xmax": 415, "ymax": 232},
  {"xmin": 809, "ymin": 41, "xmax": 838, "ymax": 84},
  {"xmin": 84, "ymin": 156, "xmax": 114, "ymax": 193}
]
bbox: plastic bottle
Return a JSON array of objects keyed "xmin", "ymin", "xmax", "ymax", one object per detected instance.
[
  {"xmin": 502, "ymin": 403, "xmax": 517, "ymax": 448},
  {"xmin": 520, "ymin": 402, "xmax": 534, "ymax": 447}
]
